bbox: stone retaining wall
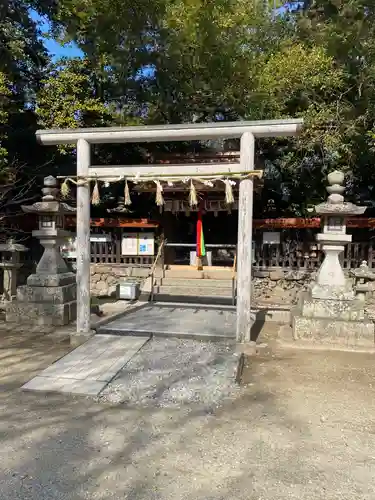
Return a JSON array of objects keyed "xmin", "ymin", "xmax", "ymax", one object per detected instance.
[
  {"xmin": 46, "ymin": 263, "xmax": 361, "ymax": 302},
  {"xmin": 252, "ymin": 269, "xmax": 315, "ymax": 306},
  {"xmin": 89, "ymin": 264, "xmax": 315, "ymax": 300},
  {"xmin": 90, "ymin": 264, "xmax": 149, "ymax": 297}
]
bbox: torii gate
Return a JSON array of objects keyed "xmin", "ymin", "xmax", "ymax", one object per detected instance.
[{"xmin": 36, "ymin": 119, "xmax": 303, "ymax": 344}]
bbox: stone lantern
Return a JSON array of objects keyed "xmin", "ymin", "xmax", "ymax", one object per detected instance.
[
  {"xmin": 0, "ymin": 239, "xmax": 28, "ymax": 301},
  {"xmin": 292, "ymin": 171, "xmax": 374, "ymax": 346},
  {"xmin": 6, "ymin": 176, "xmax": 77, "ymax": 326},
  {"xmin": 312, "ymin": 170, "xmax": 366, "ymax": 297},
  {"xmin": 350, "ymin": 261, "xmax": 375, "ymax": 302}
]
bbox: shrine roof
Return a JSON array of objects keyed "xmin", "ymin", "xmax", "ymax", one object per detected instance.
[{"xmin": 65, "ymin": 217, "xmax": 159, "ymax": 228}]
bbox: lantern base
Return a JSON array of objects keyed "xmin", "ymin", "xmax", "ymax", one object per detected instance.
[
  {"xmin": 16, "ymin": 281, "xmax": 76, "ymax": 304},
  {"xmin": 292, "ymin": 288, "xmax": 374, "ymax": 346},
  {"xmin": 26, "ymin": 271, "xmax": 76, "ymax": 287},
  {"xmin": 6, "ymin": 300, "xmax": 77, "ymax": 327},
  {"xmin": 292, "ymin": 315, "xmax": 374, "ymax": 347},
  {"xmin": 6, "ymin": 272, "xmax": 77, "ymax": 327}
]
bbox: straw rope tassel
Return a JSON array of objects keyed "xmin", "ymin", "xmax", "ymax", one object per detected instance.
[
  {"xmin": 189, "ymin": 180, "xmax": 198, "ymax": 207},
  {"xmin": 225, "ymin": 179, "xmax": 234, "ymax": 205},
  {"xmin": 91, "ymin": 179, "xmax": 101, "ymax": 205},
  {"xmin": 154, "ymin": 180, "xmax": 164, "ymax": 206},
  {"xmin": 124, "ymin": 179, "xmax": 132, "ymax": 205},
  {"xmin": 60, "ymin": 178, "xmax": 70, "ymax": 198}
]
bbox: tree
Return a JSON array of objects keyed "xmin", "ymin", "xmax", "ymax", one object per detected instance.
[
  {"xmin": 0, "ymin": 72, "xmax": 11, "ymax": 170},
  {"xmin": 36, "ymin": 58, "xmax": 112, "ymax": 131},
  {"xmin": 45, "ymin": 0, "xmax": 288, "ymax": 122},
  {"xmin": 250, "ymin": 42, "xmax": 349, "ymax": 215},
  {"xmin": 34, "ymin": 0, "xmax": 375, "ymax": 215},
  {"xmin": 0, "ymin": 1, "xmax": 52, "ymax": 237},
  {"xmin": 294, "ymin": 1, "xmax": 375, "ymax": 207}
]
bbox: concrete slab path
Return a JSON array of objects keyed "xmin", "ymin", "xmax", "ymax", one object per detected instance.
[{"xmin": 22, "ymin": 335, "xmax": 150, "ymax": 396}]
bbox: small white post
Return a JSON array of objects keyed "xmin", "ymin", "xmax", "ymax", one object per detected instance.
[
  {"xmin": 76, "ymin": 138, "xmax": 91, "ymax": 336},
  {"xmin": 236, "ymin": 132, "xmax": 255, "ymax": 343}
]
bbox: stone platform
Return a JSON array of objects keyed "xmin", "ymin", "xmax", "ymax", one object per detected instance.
[
  {"xmin": 292, "ymin": 315, "xmax": 374, "ymax": 347},
  {"xmin": 6, "ymin": 301, "xmax": 77, "ymax": 327},
  {"xmin": 300, "ymin": 294, "xmax": 366, "ymax": 321},
  {"xmin": 97, "ymin": 301, "xmax": 293, "ymax": 341},
  {"xmin": 97, "ymin": 302, "xmax": 237, "ymax": 341},
  {"xmin": 292, "ymin": 288, "xmax": 375, "ymax": 347}
]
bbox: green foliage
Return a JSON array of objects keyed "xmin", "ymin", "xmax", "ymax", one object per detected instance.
[
  {"xmin": 0, "ymin": 0, "xmax": 48, "ymax": 101},
  {"xmin": 294, "ymin": 0, "xmax": 375, "ymax": 205},
  {"xmin": 0, "ymin": 72, "xmax": 11, "ymax": 168},
  {"xmin": 40, "ymin": 0, "xmax": 373, "ymax": 213},
  {"xmin": 256, "ymin": 43, "xmax": 346, "ymax": 149},
  {"xmin": 149, "ymin": 0, "xmax": 274, "ymax": 122},
  {"xmin": 36, "ymin": 58, "xmax": 112, "ymax": 131},
  {"xmin": 0, "ymin": 1, "xmax": 52, "ymax": 233},
  {"xmin": 3, "ymin": 0, "xmax": 375, "ymax": 218}
]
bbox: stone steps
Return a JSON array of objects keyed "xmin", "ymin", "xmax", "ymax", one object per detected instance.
[
  {"xmin": 154, "ymin": 285, "xmax": 232, "ymax": 296},
  {"xmin": 150, "ymin": 267, "xmax": 235, "ymax": 306},
  {"xmin": 155, "ymin": 278, "xmax": 233, "ymax": 288},
  {"xmin": 153, "ymin": 289, "xmax": 234, "ymax": 306},
  {"xmin": 162, "ymin": 268, "xmax": 233, "ymax": 280}
]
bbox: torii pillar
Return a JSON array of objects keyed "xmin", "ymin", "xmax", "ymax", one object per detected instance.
[{"xmin": 236, "ymin": 132, "xmax": 255, "ymax": 344}]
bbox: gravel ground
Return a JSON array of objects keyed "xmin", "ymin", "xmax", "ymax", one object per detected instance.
[
  {"xmin": 98, "ymin": 338, "xmax": 241, "ymax": 410},
  {"xmin": 2, "ymin": 327, "xmax": 375, "ymax": 499}
]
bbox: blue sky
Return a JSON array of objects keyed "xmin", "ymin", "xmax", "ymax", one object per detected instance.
[{"xmin": 30, "ymin": 10, "xmax": 83, "ymax": 60}]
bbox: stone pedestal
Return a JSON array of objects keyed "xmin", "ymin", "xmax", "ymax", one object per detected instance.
[
  {"xmin": 293, "ymin": 289, "xmax": 374, "ymax": 346},
  {"xmin": 5, "ymin": 176, "xmax": 77, "ymax": 328},
  {"xmin": 6, "ymin": 273, "xmax": 77, "ymax": 326},
  {"xmin": 292, "ymin": 171, "xmax": 374, "ymax": 346}
]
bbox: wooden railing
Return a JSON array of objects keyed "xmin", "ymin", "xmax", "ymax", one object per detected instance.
[
  {"xmin": 150, "ymin": 238, "xmax": 166, "ymax": 301},
  {"xmin": 26, "ymin": 223, "xmax": 375, "ymax": 270},
  {"xmin": 89, "ymin": 227, "xmax": 154, "ymax": 266},
  {"xmin": 252, "ymin": 241, "xmax": 375, "ymax": 270}
]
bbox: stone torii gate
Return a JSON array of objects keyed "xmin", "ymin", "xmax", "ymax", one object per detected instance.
[{"xmin": 36, "ymin": 119, "xmax": 303, "ymax": 344}]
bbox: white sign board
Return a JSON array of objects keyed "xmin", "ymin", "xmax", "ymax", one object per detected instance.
[
  {"xmin": 262, "ymin": 232, "xmax": 280, "ymax": 245},
  {"xmin": 138, "ymin": 232, "xmax": 155, "ymax": 256},
  {"xmin": 90, "ymin": 233, "xmax": 112, "ymax": 243},
  {"xmin": 121, "ymin": 233, "xmax": 138, "ymax": 256}
]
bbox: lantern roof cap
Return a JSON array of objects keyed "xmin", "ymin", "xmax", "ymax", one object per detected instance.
[
  {"xmin": 315, "ymin": 170, "xmax": 366, "ymax": 216},
  {"xmin": 0, "ymin": 238, "xmax": 28, "ymax": 252},
  {"xmin": 21, "ymin": 176, "xmax": 76, "ymax": 215}
]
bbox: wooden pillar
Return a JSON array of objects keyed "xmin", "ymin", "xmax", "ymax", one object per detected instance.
[
  {"xmin": 236, "ymin": 132, "xmax": 255, "ymax": 343},
  {"xmin": 76, "ymin": 138, "xmax": 91, "ymax": 335}
]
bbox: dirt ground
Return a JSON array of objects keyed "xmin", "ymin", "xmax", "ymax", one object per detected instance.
[{"xmin": 0, "ymin": 324, "xmax": 375, "ymax": 499}]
